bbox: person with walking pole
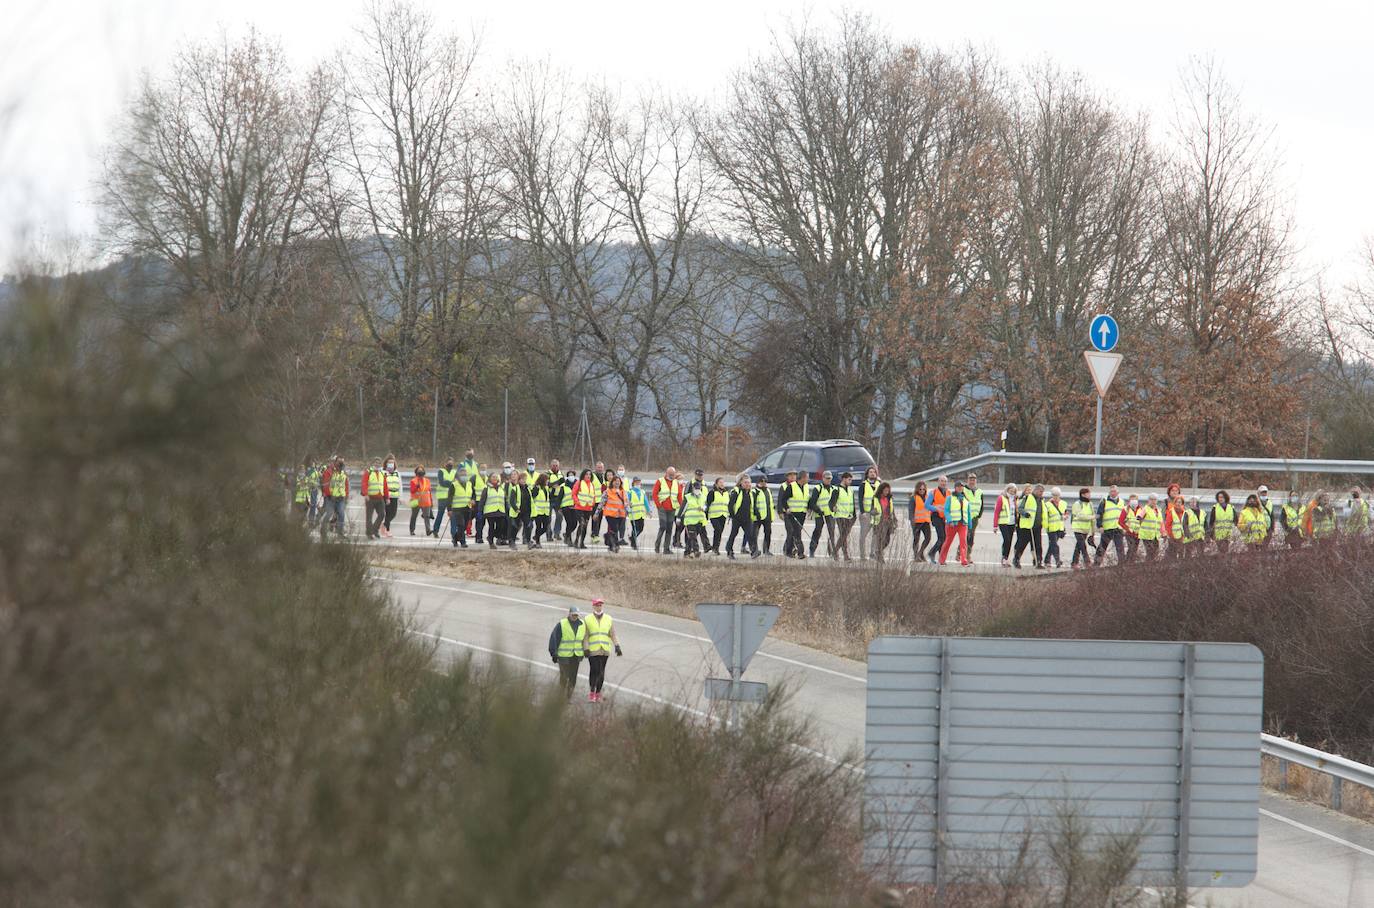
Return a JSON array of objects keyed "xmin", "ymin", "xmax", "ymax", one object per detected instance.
[
  {"xmin": 431, "ymin": 457, "xmax": 457, "ymax": 538},
  {"xmin": 446, "ymin": 467, "xmax": 474, "ymax": 548},
  {"xmin": 582, "ymin": 598, "xmax": 623, "ymax": 703},
  {"xmin": 651, "ymin": 467, "xmax": 683, "ymax": 555},
  {"xmin": 548, "ymin": 605, "xmax": 586, "ymax": 702}
]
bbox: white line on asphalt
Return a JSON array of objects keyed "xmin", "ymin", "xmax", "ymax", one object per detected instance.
[
  {"xmin": 410, "ymin": 629, "xmax": 850, "ymax": 770},
  {"xmin": 380, "ymin": 574, "xmax": 869, "ymax": 684},
  {"xmin": 1259, "ymin": 808, "xmax": 1374, "ymax": 858}
]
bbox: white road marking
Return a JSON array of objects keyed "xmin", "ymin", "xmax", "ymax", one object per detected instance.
[{"xmin": 1259, "ymin": 808, "xmax": 1374, "ymax": 858}]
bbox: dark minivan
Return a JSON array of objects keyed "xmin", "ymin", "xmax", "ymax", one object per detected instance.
[{"xmin": 743, "ymin": 440, "xmax": 877, "ymax": 484}]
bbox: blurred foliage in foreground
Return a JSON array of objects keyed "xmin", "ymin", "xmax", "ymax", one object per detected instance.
[{"xmin": 0, "ymin": 278, "xmax": 865, "ymax": 907}]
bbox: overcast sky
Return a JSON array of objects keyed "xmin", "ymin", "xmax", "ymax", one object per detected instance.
[{"xmin": 3, "ymin": 0, "xmax": 1372, "ymax": 283}]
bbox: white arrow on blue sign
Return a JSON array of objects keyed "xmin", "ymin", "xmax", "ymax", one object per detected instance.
[{"xmin": 1089, "ymin": 314, "xmax": 1119, "ymax": 352}]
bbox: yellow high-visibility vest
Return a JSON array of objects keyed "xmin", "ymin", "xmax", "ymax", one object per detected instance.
[
  {"xmin": 556, "ymin": 619, "xmax": 586, "ymax": 658},
  {"xmin": 584, "ymin": 613, "xmax": 614, "ymax": 654}
]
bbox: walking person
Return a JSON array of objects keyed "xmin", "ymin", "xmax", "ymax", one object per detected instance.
[
  {"xmin": 1207, "ymin": 491, "xmax": 1237, "ymax": 555},
  {"xmin": 963, "ymin": 473, "xmax": 984, "ymax": 557},
  {"xmin": 909, "ymin": 480, "xmax": 932, "ymax": 562},
  {"xmin": 559, "ymin": 469, "xmax": 579, "ymax": 544},
  {"xmin": 481, "ymin": 473, "xmax": 507, "ymax": 549},
  {"xmin": 1069, "ymin": 488, "xmax": 1096, "ymax": 569},
  {"xmin": 807, "ymin": 471, "xmax": 838, "ymax": 558},
  {"xmin": 570, "ymin": 468, "xmax": 597, "ymax": 549},
  {"xmin": 1094, "ymin": 485, "xmax": 1126, "ymax": 566},
  {"xmin": 872, "ymin": 482, "xmax": 896, "ymax": 564},
  {"xmin": 408, "ymin": 465, "xmax": 434, "ymax": 536},
  {"xmin": 993, "ymin": 484, "xmax": 1018, "ymax": 566},
  {"xmin": 431, "ymin": 457, "xmax": 456, "ymax": 538},
  {"xmin": 652, "ymin": 467, "xmax": 683, "ymax": 555},
  {"xmin": 627, "ymin": 477, "xmax": 649, "ymax": 550},
  {"xmin": 1042, "ymin": 487, "xmax": 1067, "ymax": 568},
  {"xmin": 725, "ymin": 475, "xmax": 758, "ymax": 560},
  {"xmin": 1256, "ymin": 484, "xmax": 1277, "ymax": 546},
  {"xmin": 588, "ymin": 464, "xmax": 608, "ymax": 544},
  {"xmin": 582, "ymin": 598, "xmax": 623, "ymax": 703},
  {"xmin": 831, "ymin": 473, "xmax": 856, "ymax": 561},
  {"xmin": 548, "ymin": 605, "xmax": 586, "ymax": 702},
  {"xmin": 319, "ymin": 456, "xmax": 348, "ymax": 539},
  {"xmin": 753, "ymin": 477, "xmax": 775, "ymax": 555},
  {"xmin": 1306, "ymin": 492, "xmax": 1338, "ymax": 545},
  {"xmin": 446, "ymin": 468, "xmax": 474, "ymax": 548},
  {"xmin": 925, "ymin": 477, "xmax": 950, "ymax": 564},
  {"xmin": 857, "ymin": 466, "xmax": 881, "ymax": 560},
  {"xmin": 781, "ymin": 470, "xmax": 808, "ymax": 559},
  {"xmin": 1138, "ymin": 494, "xmax": 1163, "ymax": 561},
  {"xmin": 678, "ymin": 478, "xmax": 710, "ymax": 558},
  {"xmin": 1238, "ymin": 494, "xmax": 1269, "ymax": 550},
  {"xmin": 529, "ymin": 472, "xmax": 551, "ymax": 548},
  {"xmin": 602, "ymin": 476, "xmax": 628, "ymax": 553},
  {"xmin": 1184, "ymin": 497, "xmax": 1206, "ymax": 556},
  {"xmin": 937, "ymin": 479, "xmax": 973, "ymax": 567},
  {"xmin": 1012, "ymin": 483, "xmax": 1043, "ymax": 569},
  {"xmin": 382, "ymin": 455, "xmax": 401, "ymax": 535},
  {"xmin": 1164, "ymin": 496, "xmax": 1188, "ymax": 559},
  {"xmin": 505, "ymin": 471, "xmax": 531, "ymax": 547},
  {"xmin": 548, "ymin": 460, "xmax": 566, "ymax": 540},
  {"xmin": 1347, "ymin": 488, "xmax": 1370, "ymax": 536},
  {"xmin": 363, "ymin": 459, "xmax": 390, "ymax": 540},
  {"xmin": 706, "ymin": 477, "xmax": 731, "ymax": 554},
  {"xmin": 1280, "ymin": 492, "xmax": 1306, "ymax": 550},
  {"xmin": 292, "ymin": 463, "xmax": 313, "ymax": 523},
  {"xmin": 1120, "ymin": 494, "xmax": 1143, "ymax": 563}
]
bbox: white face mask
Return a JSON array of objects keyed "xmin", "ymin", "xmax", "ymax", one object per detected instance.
[
  {"xmin": 502, "ymin": 467, "xmax": 512, "ymax": 475},
  {"xmin": 617, "ymin": 470, "xmax": 625, "ymax": 478},
  {"xmin": 386, "ymin": 462, "xmax": 394, "ymax": 470},
  {"xmin": 1128, "ymin": 499, "xmax": 1139, "ymax": 508}
]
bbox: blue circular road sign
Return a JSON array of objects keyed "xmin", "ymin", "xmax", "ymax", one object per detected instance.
[{"xmin": 1089, "ymin": 314, "xmax": 1119, "ymax": 352}]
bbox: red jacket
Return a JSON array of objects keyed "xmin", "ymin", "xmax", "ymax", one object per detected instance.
[
  {"xmin": 652, "ymin": 476, "xmax": 683, "ymax": 511},
  {"xmin": 320, "ymin": 465, "xmax": 348, "ymax": 499},
  {"xmin": 362, "ymin": 468, "xmax": 390, "ymax": 501}
]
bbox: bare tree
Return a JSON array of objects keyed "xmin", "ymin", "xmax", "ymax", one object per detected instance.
[
  {"xmin": 323, "ymin": 0, "xmax": 495, "ymax": 428},
  {"xmin": 102, "ymin": 29, "xmax": 333, "ymax": 324}
]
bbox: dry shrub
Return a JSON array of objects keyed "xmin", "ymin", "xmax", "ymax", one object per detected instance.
[{"xmin": 998, "ymin": 546, "xmax": 1374, "ymax": 759}]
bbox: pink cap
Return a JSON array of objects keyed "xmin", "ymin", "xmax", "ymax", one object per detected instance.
[{"xmin": 591, "ymin": 598, "xmax": 605, "ymax": 607}]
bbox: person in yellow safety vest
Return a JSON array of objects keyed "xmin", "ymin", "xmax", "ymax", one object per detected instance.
[
  {"xmin": 1042, "ymin": 487, "xmax": 1068, "ymax": 568},
  {"xmin": 963, "ymin": 472, "xmax": 985, "ymax": 557},
  {"xmin": 546, "ymin": 458, "xmax": 565, "ymax": 539},
  {"xmin": 1094, "ymin": 485, "xmax": 1126, "ymax": 566},
  {"xmin": 993, "ymin": 483, "xmax": 1019, "ymax": 566},
  {"xmin": 1207, "ymin": 490, "xmax": 1237, "ymax": 554},
  {"xmin": 1256, "ymin": 484, "xmax": 1276, "ymax": 545},
  {"xmin": 481, "ymin": 472, "xmax": 507, "ymax": 550},
  {"xmin": 937, "ymin": 479, "xmax": 974, "ymax": 567},
  {"xmin": 548, "ymin": 604, "xmax": 586, "ymax": 701},
  {"xmin": 677, "ymin": 479, "xmax": 710, "ymax": 558},
  {"xmin": 1305, "ymin": 491, "xmax": 1337, "ymax": 544},
  {"xmin": 363, "ymin": 459, "xmax": 391, "ymax": 540},
  {"xmin": 293, "ymin": 463, "xmax": 313, "ymax": 522},
  {"xmin": 1347, "ymin": 488, "xmax": 1370, "ymax": 536},
  {"xmin": 1069, "ymin": 488, "xmax": 1097, "ymax": 569},
  {"xmin": 705, "ymin": 477, "xmax": 731, "ymax": 555},
  {"xmin": 857, "ymin": 466, "xmax": 882, "ymax": 561},
  {"xmin": 829, "ymin": 473, "xmax": 857, "ymax": 562},
  {"xmin": 581, "ymin": 598, "xmax": 623, "ymax": 703},
  {"xmin": 1012, "ymin": 484, "xmax": 1044, "ymax": 569},
  {"xmin": 780, "ymin": 470, "xmax": 810, "ymax": 559},
  {"xmin": 505, "ymin": 471, "xmax": 531, "ymax": 548},
  {"xmin": 1183, "ymin": 497, "xmax": 1205, "ymax": 556},
  {"xmin": 320, "ymin": 456, "xmax": 349, "ymax": 539},
  {"xmin": 469, "ymin": 463, "xmax": 489, "ymax": 541},
  {"xmin": 432, "ymin": 458, "xmax": 457, "ymax": 538},
  {"xmin": 529, "ymin": 473, "xmax": 552, "ymax": 548},
  {"xmin": 1137, "ymin": 493, "xmax": 1164, "ymax": 562},
  {"xmin": 1120, "ymin": 494, "xmax": 1143, "ymax": 563},
  {"xmin": 724, "ymin": 475, "xmax": 758, "ymax": 560},
  {"xmin": 806, "ymin": 470, "xmax": 838, "ymax": 558},
  {"xmin": 1235, "ymin": 493, "xmax": 1268, "ymax": 548},
  {"xmin": 446, "ymin": 467, "xmax": 474, "ymax": 549},
  {"xmin": 382, "ymin": 454, "xmax": 402, "ymax": 536},
  {"xmin": 409, "ymin": 464, "xmax": 435, "ymax": 537},
  {"xmin": 1279, "ymin": 492, "xmax": 1306, "ymax": 550},
  {"xmin": 753, "ymin": 477, "xmax": 775, "ymax": 556}
]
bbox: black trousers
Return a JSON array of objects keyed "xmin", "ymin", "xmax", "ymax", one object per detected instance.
[
  {"xmin": 927, "ymin": 514, "xmax": 946, "ymax": 560},
  {"xmin": 1000, "ymin": 525, "xmax": 1015, "ymax": 559},
  {"xmin": 784, "ymin": 512, "xmax": 806, "ymax": 557},
  {"xmin": 1045, "ymin": 530, "xmax": 1064, "ymax": 565},
  {"xmin": 809, "ymin": 514, "xmax": 836, "ymax": 556},
  {"xmin": 561, "ymin": 507, "xmax": 578, "ymax": 541},
  {"xmin": 447, "ymin": 506, "xmax": 470, "ymax": 544},
  {"xmin": 1013, "ymin": 527, "xmax": 1042, "ymax": 566},
  {"xmin": 630, "ymin": 517, "xmax": 644, "ymax": 548},
  {"xmin": 473, "ymin": 508, "xmax": 485, "ymax": 542},
  {"xmin": 557, "ymin": 656, "xmax": 581, "ymax": 699},
  {"xmin": 605, "ymin": 516, "xmax": 625, "ymax": 551},
  {"xmin": 757, "ymin": 516, "xmax": 772, "ymax": 554},
  {"xmin": 587, "ymin": 654, "xmax": 609, "ymax": 693},
  {"xmin": 572, "ymin": 511, "xmax": 591, "ymax": 548},
  {"xmin": 1095, "ymin": 529, "xmax": 1125, "ymax": 565},
  {"xmin": 683, "ymin": 523, "xmax": 708, "ymax": 555},
  {"xmin": 533, "ymin": 514, "xmax": 548, "ymax": 543},
  {"xmin": 912, "ymin": 522, "xmax": 931, "ymax": 558},
  {"xmin": 484, "ymin": 512, "xmax": 506, "ymax": 546},
  {"xmin": 709, "ymin": 515, "xmax": 727, "ymax": 552},
  {"xmin": 726, "ymin": 517, "xmax": 757, "ymax": 555},
  {"xmin": 384, "ymin": 498, "xmax": 398, "ymax": 530},
  {"xmin": 1071, "ymin": 532, "xmax": 1093, "ymax": 565}
]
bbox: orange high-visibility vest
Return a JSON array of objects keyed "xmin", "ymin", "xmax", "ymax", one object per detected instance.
[
  {"xmin": 911, "ymin": 495, "xmax": 932, "ymax": 524},
  {"xmin": 602, "ymin": 488, "xmax": 627, "ymax": 518}
]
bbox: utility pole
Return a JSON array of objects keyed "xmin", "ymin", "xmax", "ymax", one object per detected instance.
[
  {"xmin": 724, "ymin": 402, "xmax": 731, "ymax": 469},
  {"xmin": 432, "ymin": 384, "xmax": 439, "ymax": 463},
  {"xmin": 802, "ymin": 414, "xmax": 808, "ymax": 442},
  {"xmin": 503, "ymin": 388, "xmax": 509, "ymax": 462},
  {"xmin": 358, "ymin": 385, "xmax": 367, "ymax": 462}
]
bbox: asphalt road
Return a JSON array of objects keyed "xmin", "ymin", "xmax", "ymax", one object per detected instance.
[{"xmin": 376, "ymin": 567, "xmax": 1374, "ymax": 908}]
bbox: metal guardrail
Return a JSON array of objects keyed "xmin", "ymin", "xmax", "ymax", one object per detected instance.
[
  {"xmin": 1262, "ymin": 733, "xmax": 1374, "ymax": 812},
  {"xmin": 894, "ymin": 451, "xmax": 1374, "ymax": 487}
]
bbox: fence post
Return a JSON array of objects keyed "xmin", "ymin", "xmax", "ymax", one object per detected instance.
[{"xmin": 1332, "ymin": 777, "xmax": 1343, "ymax": 812}]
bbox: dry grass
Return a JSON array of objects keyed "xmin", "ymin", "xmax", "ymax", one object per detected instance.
[{"xmin": 372, "ymin": 549, "xmax": 1018, "ymax": 661}]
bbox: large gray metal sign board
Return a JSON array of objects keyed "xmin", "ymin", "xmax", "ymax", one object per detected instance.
[{"xmin": 864, "ymin": 636, "xmax": 1262, "ymax": 889}]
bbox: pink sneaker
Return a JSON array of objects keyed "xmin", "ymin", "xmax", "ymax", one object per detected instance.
[{"xmin": 588, "ymin": 691, "xmax": 596, "ymax": 702}]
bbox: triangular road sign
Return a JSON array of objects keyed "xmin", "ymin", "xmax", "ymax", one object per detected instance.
[
  {"xmin": 695, "ymin": 603, "xmax": 780, "ymax": 675},
  {"xmin": 1083, "ymin": 350, "xmax": 1122, "ymax": 397}
]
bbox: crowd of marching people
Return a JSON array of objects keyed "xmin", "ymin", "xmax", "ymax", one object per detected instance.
[{"xmin": 291, "ymin": 453, "xmax": 1372, "ymax": 568}]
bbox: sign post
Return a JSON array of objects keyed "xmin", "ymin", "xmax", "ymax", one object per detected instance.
[
  {"xmin": 695, "ymin": 602, "xmax": 780, "ymax": 729},
  {"xmin": 1086, "ymin": 314, "xmax": 1122, "ymax": 487}
]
